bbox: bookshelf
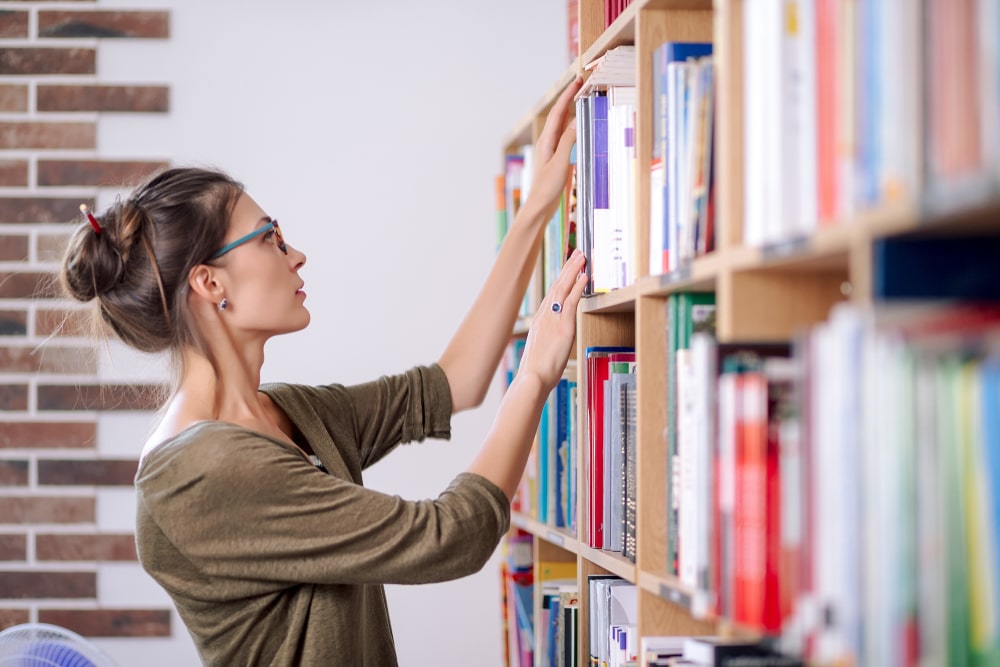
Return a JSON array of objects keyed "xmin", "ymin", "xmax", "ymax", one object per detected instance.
[{"xmin": 499, "ymin": 0, "xmax": 1000, "ymax": 665}]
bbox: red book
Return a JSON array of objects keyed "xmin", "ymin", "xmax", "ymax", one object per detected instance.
[
  {"xmin": 815, "ymin": 0, "xmax": 838, "ymax": 224},
  {"xmin": 735, "ymin": 370, "xmax": 767, "ymax": 629}
]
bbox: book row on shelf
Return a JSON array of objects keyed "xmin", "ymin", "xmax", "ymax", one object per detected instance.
[
  {"xmin": 494, "ymin": 0, "xmax": 999, "ymax": 665},
  {"xmin": 501, "ymin": 531, "xmax": 808, "ymax": 667},
  {"xmin": 503, "ymin": 297, "xmax": 1000, "ymax": 666},
  {"xmin": 499, "ymin": 0, "xmax": 999, "ymax": 300}
]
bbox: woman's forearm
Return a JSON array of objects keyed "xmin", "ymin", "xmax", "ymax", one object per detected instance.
[
  {"xmin": 439, "ymin": 79, "xmax": 582, "ymax": 412},
  {"xmin": 438, "ymin": 201, "xmax": 550, "ymax": 412},
  {"xmin": 465, "ymin": 370, "xmax": 548, "ymax": 499}
]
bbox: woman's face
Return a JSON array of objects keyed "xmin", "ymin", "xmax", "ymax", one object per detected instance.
[{"xmin": 212, "ymin": 192, "xmax": 310, "ymax": 338}]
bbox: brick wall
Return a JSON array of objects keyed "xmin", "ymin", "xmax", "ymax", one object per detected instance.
[{"xmin": 1, "ymin": 0, "xmax": 176, "ymax": 646}]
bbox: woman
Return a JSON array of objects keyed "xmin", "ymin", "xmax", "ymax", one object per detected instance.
[{"xmin": 59, "ymin": 78, "xmax": 586, "ymax": 666}]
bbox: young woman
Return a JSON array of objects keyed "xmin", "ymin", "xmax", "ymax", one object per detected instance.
[{"xmin": 60, "ymin": 79, "xmax": 585, "ymax": 666}]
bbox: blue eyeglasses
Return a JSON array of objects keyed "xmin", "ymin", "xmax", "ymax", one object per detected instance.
[{"xmin": 211, "ymin": 218, "xmax": 287, "ymax": 259}]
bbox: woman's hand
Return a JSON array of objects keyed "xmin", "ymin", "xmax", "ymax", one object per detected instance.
[
  {"xmin": 517, "ymin": 249, "xmax": 588, "ymax": 390},
  {"xmin": 518, "ymin": 76, "xmax": 583, "ymax": 224}
]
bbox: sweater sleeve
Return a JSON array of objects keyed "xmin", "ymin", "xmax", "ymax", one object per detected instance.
[
  {"xmin": 136, "ymin": 425, "xmax": 509, "ymax": 589},
  {"xmin": 262, "ymin": 363, "xmax": 453, "ymax": 469}
]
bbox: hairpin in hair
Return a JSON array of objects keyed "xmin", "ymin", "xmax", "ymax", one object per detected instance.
[{"xmin": 79, "ymin": 203, "xmax": 102, "ymax": 235}]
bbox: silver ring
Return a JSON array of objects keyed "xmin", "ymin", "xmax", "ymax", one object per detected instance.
[{"xmin": 551, "ymin": 302, "xmax": 562, "ymax": 313}]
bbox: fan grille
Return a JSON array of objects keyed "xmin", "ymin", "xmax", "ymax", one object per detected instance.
[{"xmin": 0, "ymin": 623, "xmax": 116, "ymax": 667}]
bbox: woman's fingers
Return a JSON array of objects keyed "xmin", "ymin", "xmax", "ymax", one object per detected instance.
[
  {"xmin": 536, "ymin": 77, "xmax": 583, "ymax": 158},
  {"xmin": 544, "ymin": 250, "xmax": 587, "ymax": 315}
]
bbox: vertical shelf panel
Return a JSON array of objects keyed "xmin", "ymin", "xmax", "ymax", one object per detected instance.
[
  {"xmin": 634, "ymin": 294, "xmax": 669, "ymax": 579},
  {"xmin": 714, "ymin": 0, "xmax": 744, "ymax": 250},
  {"xmin": 579, "ymin": 0, "xmax": 608, "ymax": 58}
]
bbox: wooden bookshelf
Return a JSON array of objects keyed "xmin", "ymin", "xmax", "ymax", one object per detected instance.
[{"xmin": 500, "ymin": 0, "xmax": 1000, "ymax": 665}]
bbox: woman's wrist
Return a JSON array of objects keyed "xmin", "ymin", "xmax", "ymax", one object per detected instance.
[
  {"xmin": 510, "ymin": 197, "xmax": 553, "ymax": 236},
  {"xmin": 511, "ymin": 366, "xmax": 551, "ymax": 399}
]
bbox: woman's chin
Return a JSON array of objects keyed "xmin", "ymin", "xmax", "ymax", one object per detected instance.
[{"xmin": 293, "ymin": 309, "xmax": 311, "ymax": 331}]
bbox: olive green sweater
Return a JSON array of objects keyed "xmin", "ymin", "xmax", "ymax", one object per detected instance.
[{"xmin": 134, "ymin": 364, "xmax": 511, "ymax": 666}]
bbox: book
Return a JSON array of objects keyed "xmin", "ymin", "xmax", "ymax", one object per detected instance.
[
  {"xmin": 667, "ymin": 293, "xmax": 716, "ymax": 577},
  {"xmin": 586, "ymin": 346, "xmax": 635, "ymax": 549},
  {"xmin": 576, "ymin": 94, "xmax": 595, "ymax": 295},
  {"xmin": 606, "ymin": 354, "xmax": 636, "ymax": 552},
  {"xmin": 681, "ymin": 636, "xmax": 789, "ymax": 664},
  {"xmin": 649, "ymin": 41, "xmax": 713, "ymax": 273},
  {"xmin": 872, "ymin": 235, "xmax": 1000, "ymax": 301},
  {"xmin": 502, "ymin": 532, "xmax": 534, "ymax": 667},
  {"xmin": 587, "ymin": 574, "xmax": 623, "ymax": 665}
]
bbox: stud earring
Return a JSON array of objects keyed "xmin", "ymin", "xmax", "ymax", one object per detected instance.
[{"xmin": 218, "ymin": 297, "xmax": 228, "ymax": 311}]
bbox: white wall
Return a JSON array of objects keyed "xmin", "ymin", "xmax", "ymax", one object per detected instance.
[{"xmin": 95, "ymin": 1, "xmax": 566, "ymax": 665}]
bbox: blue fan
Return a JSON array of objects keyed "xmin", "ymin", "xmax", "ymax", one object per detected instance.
[{"xmin": 0, "ymin": 623, "xmax": 117, "ymax": 667}]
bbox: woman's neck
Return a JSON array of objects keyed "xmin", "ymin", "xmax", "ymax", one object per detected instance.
[{"xmin": 141, "ymin": 343, "xmax": 281, "ymax": 460}]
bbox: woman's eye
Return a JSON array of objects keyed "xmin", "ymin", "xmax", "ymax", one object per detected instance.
[{"xmin": 263, "ymin": 230, "xmax": 275, "ymax": 242}]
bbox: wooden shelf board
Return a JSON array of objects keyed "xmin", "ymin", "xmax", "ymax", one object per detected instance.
[
  {"xmin": 510, "ymin": 512, "xmax": 581, "ymax": 554},
  {"xmin": 579, "ymin": 283, "xmax": 638, "ymax": 313},
  {"xmin": 637, "ymin": 570, "xmax": 705, "ymax": 616},
  {"xmin": 578, "ymin": 544, "xmax": 637, "ymax": 580},
  {"xmin": 639, "ymin": 251, "xmax": 723, "ymax": 296}
]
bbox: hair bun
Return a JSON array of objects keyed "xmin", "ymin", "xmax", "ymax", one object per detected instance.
[{"xmin": 60, "ymin": 218, "xmax": 127, "ymax": 303}]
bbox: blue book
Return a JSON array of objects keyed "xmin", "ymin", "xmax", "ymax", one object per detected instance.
[
  {"xmin": 554, "ymin": 377, "xmax": 570, "ymax": 528},
  {"xmin": 981, "ymin": 358, "xmax": 1000, "ymax": 626},
  {"xmin": 652, "ymin": 41, "xmax": 713, "ymax": 271},
  {"xmin": 539, "ymin": 397, "xmax": 551, "ymax": 524},
  {"xmin": 872, "ymin": 236, "xmax": 1000, "ymax": 300}
]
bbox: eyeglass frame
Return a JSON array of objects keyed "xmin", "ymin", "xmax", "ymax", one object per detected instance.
[{"xmin": 210, "ymin": 218, "xmax": 287, "ymax": 259}]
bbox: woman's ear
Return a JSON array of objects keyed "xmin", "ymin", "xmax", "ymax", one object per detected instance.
[{"xmin": 187, "ymin": 264, "xmax": 224, "ymax": 304}]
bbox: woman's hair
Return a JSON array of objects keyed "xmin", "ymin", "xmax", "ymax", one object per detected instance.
[{"xmin": 60, "ymin": 166, "xmax": 244, "ymax": 355}]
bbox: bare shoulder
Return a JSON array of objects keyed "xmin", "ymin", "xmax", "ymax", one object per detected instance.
[{"xmin": 140, "ymin": 397, "xmax": 210, "ymax": 463}]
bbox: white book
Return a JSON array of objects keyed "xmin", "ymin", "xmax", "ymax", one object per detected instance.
[
  {"xmin": 915, "ymin": 356, "xmax": 945, "ymax": 667},
  {"xmin": 779, "ymin": 0, "xmax": 806, "ymax": 239},
  {"xmin": 676, "ymin": 346, "xmax": 697, "ymax": 588},
  {"xmin": 716, "ymin": 368, "xmax": 739, "ymax": 619},
  {"xmin": 761, "ymin": 0, "xmax": 786, "ymax": 244},
  {"xmin": 743, "ymin": 1, "xmax": 766, "ymax": 247},
  {"xmin": 608, "ymin": 86, "xmax": 636, "ymax": 289},
  {"xmin": 690, "ymin": 332, "xmax": 716, "ymax": 614}
]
